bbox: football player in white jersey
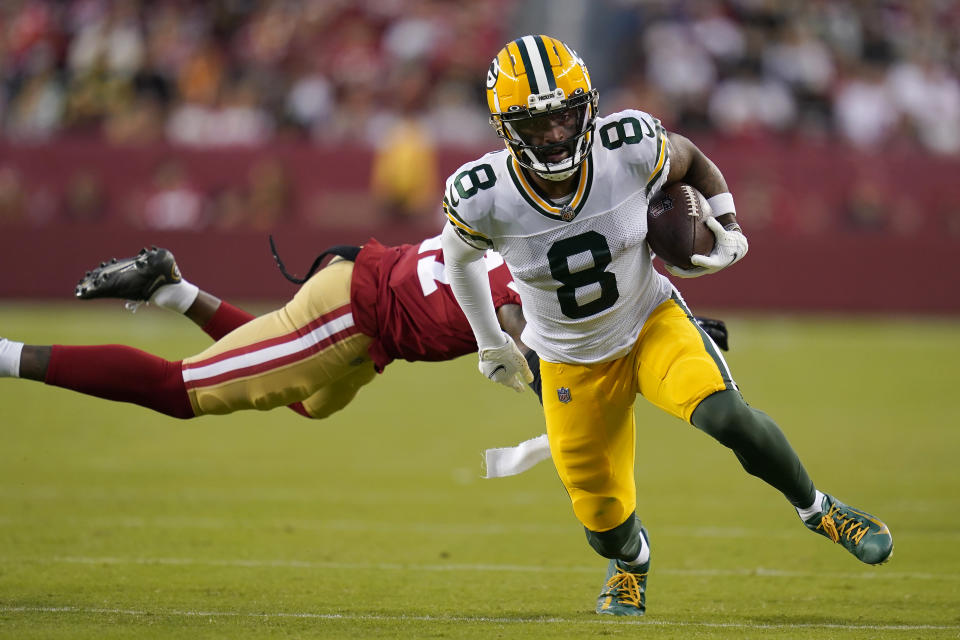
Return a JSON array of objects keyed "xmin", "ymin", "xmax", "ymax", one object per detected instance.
[{"xmin": 440, "ymin": 35, "xmax": 893, "ymax": 616}]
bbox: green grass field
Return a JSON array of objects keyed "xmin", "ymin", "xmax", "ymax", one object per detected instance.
[{"xmin": 1, "ymin": 302, "xmax": 958, "ymax": 639}]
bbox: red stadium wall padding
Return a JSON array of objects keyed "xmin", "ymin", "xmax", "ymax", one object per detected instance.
[
  {"xmin": 1, "ymin": 225, "xmax": 958, "ymax": 314},
  {"xmin": 0, "ymin": 140, "xmax": 958, "ymax": 313}
]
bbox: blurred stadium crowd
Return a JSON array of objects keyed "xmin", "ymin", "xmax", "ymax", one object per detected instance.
[
  {"xmin": 1, "ymin": 0, "xmax": 959, "ymax": 232},
  {"xmin": 596, "ymin": 0, "xmax": 960, "ymax": 154},
  {"xmin": 2, "ymin": 0, "xmax": 959, "ymax": 152},
  {"xmin": 0, "ymin": 0, "xmax": 507, "ymax": 147}
]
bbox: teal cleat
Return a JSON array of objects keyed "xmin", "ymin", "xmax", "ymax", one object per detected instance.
[
  {"xmin": 596, "ymin": 527, "xmax": 650, "ymax": 616},
  {"xmin": 804, "ymin": 494, "xmax": 893, "ymax": 565}
]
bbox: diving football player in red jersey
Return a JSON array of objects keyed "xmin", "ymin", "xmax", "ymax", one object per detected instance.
[
  {"xmin": 0, "ymin": 236, "xmax": 531, "ymax": 419},
  {"xmin": 0, "ymin": 237, "xmax": 726, "ymax": 418}
]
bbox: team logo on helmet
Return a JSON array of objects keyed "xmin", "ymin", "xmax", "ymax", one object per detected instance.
[
  {"xmin": 567, "ymin": 45, "xmax": 587, "ymax": 67},
  {"xmin": 486, "ymin": 58, "xmax": 500, "ymax": 90}
]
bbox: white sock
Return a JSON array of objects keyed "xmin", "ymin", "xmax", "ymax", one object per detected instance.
[
  {"xmin": 624, "ymin": 530, "xmax": 650, "ymax": 567},
  {"xmin": 0, "ymin": 338, "xmax": 24, "ymax": 378},
  {"xmin": 150, "ymin": 279, "xmax": 199, "ymax": 314},
  {"xmin": 796, "ymin": 490, "xmax": 827, "ymax": 521}
]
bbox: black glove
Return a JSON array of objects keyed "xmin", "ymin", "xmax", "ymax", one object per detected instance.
[{"xmin": 694, "ymin": 316, "xmax": 729, "ymax": 351}]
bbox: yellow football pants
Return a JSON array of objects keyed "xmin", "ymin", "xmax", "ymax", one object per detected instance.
[{"xmin": 540, "ymin": 294, "xmax": 735, "ymax": 532}]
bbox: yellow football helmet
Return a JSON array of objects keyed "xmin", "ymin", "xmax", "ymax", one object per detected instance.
[{"xmin": 487, "ymin": 35, "xmax": 599, "ymax": 181}]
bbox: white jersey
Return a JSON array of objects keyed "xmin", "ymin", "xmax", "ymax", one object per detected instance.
[{"xmin": 443, "ymin": 109, "xmax": 675, "ymax": 364}]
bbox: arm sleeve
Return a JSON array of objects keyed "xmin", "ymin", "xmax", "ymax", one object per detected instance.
[{"xmin": 441, "ymin": 223, "xmax": 506, "ymax": 351}]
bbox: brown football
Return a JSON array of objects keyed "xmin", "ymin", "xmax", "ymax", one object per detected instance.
[{"xmin": 646, "ymin": 183, "xmax": 716, "ymax": 270}]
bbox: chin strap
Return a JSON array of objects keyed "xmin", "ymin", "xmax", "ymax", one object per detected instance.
[{"xmin": 269, "ymin": 235, "xmax": 361, "ymax": 285}]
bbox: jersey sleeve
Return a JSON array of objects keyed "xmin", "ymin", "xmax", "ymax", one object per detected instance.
[
  {"xmin": 443, "ymin": 200, "xmax": 491, "ymax": 250},
  {"xmin": 598, "ymin": 109, "xmax": 671, "ymax": 197},
  {"xmin": 645, "ymin": 115, "xmax": 670, "ymax": 196},
  {"xmin": 441, "ymin": 157, "xmax": 498, "ymax": 250}
]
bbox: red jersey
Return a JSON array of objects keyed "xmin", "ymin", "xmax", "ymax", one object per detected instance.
[{"xmin": 351, "ymin": 235, "xmax": 522, "ymax": 372}]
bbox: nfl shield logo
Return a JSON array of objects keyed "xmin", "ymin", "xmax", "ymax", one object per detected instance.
[
  {"xmin": 557, "ymin": 387, "xmax": 572, "ymax": 404},
  {"xmin": 559, "ymin": 205, "xmax": 576, "ymax": 222},
  {"xmin": 648, "ymin": 194, "xmax": 673, "ymax": 218}
]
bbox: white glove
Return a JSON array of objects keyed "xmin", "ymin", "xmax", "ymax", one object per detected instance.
[
  {"xmin": 478, "ymin": 332, "xmax": 534, "ymax": 393},
  {"xmin": 666, "ymin": 217, "xmax": 749, "ymax": 278}
]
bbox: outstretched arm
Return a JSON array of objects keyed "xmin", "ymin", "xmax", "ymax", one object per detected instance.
[
  {"xmin": 442, "ymin": 224, "xmax": 532, "ymax": 392},
  {"xmin": 496, "ymin": 303, "xmax": 542, "ymax": 403},
  {"xmin": 495, "ymin": 303, "xmax": 529, "ymax": 356},
  {"xmin": 441, "ymin": 224, "xmax": 506, "ymax": 349}
]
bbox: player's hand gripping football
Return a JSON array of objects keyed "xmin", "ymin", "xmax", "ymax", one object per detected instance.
[
  {"xmin": 666, "ymin": 217, "xmax": 749, "ymax": 278},
  {"xmin": 478, "ymin": 332, "xmax": 534, "ymax": 393}
]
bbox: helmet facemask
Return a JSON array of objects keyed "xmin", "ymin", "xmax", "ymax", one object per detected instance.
[{"xmin": 492, "ymin": 87, "xmax": 599, "ymax": 181}]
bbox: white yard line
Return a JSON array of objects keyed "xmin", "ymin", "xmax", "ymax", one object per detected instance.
[
  {"xmin": 0, "ymin": 605, "xmax": 956, "ymax": 632},
  {"xmin": 0, "ymin": 516, "xmax": 957, "ymax": 541},
  {"xmin": 1, "ymin": 555, "xmax": 955, "ymax": 581}
]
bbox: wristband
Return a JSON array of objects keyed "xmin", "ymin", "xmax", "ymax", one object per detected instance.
[{"xmin": 707, "ymin": 192, "xmax": 735, "ymax": 217}]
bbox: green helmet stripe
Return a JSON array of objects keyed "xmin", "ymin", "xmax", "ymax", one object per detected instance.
[
  {"xmin": 514, "ymin": 35, "xmax": 556, "ymax": 96},
  {"xmin": 533, "ymin": 35, "xmax": 557, "ymax": 91}
]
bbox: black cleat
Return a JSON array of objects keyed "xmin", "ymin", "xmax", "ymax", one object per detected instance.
[{"xmin": 75, "ymin": 247, "xmax": 181, "ymax": 301}]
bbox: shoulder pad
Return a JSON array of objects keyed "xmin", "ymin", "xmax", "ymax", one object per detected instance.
[
  {"xmin": 595, "ymin": 109, "xmax": 670, "ymax": 194},
  {"xmin": 442, "ymin": 152, "xmax": 506, "ymax": 248}
]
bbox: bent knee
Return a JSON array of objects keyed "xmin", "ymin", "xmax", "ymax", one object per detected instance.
[{"xmin": 572, "ymin": 494, "xmax": 633, "ymax": 533}]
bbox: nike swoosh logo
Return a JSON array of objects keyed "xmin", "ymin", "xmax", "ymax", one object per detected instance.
[
  {"xmin": 489, "ymin": 365, "xmax": 505, "ymax": 379},
  {"xmin": 850, "ymin": 509, "xmax": 892, "ymax": 536}
]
